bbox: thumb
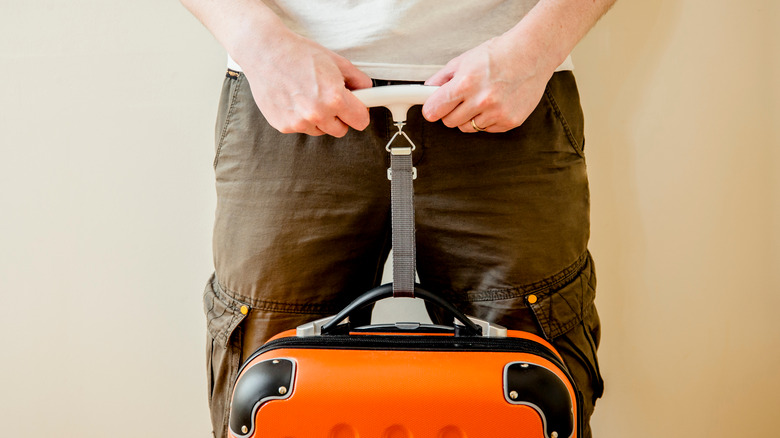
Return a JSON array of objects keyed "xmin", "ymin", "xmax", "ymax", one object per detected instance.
[
  {"xmin": 337, "ymin": 58, "xmax": 372, "ymax": 91},
  {"xmin": 424, "ymin": 64, "xmax": 456, "ymax": 87}
]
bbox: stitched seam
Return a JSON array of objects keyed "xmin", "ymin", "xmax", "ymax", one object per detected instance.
[
  {"xmin": 545, "ymin": 86, "xmax": 585, "ymax": 158},
  {"xmin": 533, "ymin": 307, "xmax": 551, "ymax": 340},
  {"xmin": 217, "ymin": 280, "xmax": 348, "ymax": 315},
  {"xmin": 222, "ymin": 332, "xmax": 241, "ymax": 438},
  {"xmin": 462, "ymin": 252, "xmax": 589, "ymax": 302},
  {"xmin": 214, "ymin": 73, "xmax": 243, "ymax": 169},
  {"xmin": 583, "ymin": 308, "xmax": 605, "ymax": 394},
  {"xmin": 550, "ymin": 287, "xmax": 582, "ymax": 336}
]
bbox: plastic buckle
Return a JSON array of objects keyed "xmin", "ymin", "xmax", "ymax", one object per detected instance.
[{"xmin": 387, "ymin": 167, "xmax": 417, "ymax": 180}]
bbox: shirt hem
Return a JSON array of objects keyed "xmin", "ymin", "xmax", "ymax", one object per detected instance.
[{"xmin": 226, "ymin": 55, "xmax": 573, "ymax": 81}]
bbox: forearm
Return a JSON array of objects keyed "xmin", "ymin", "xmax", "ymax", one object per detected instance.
[
  {"xmin": 179, "ymin": 0, "xmax": 288, "ymax": 69},
  {"xmin": 504, "ymin": 0, "xmax": 617, "ymax": 74}
]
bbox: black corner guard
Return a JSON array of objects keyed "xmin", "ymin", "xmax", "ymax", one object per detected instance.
[
  {"xmin": 229, "ymin": 358, "xmax": 295, "ymax": 437},
  {"xmin": 504, "ymin": 362, "xmax": 574, "ymax": 438}
]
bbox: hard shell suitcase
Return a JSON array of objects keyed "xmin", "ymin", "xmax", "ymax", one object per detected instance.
[
  {"xmin": 229, "ymin": 285, "xmax": 581, "ymax": 438},
  {"xmin": 227, "ymin": 86, "xmax": 582, "ymax": 438}
]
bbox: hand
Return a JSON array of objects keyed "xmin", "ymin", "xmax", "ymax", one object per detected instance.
[
  {"xmin": 238, "ymin": 29, "xmax": 372, "ymax": 137},
  {"xmin": 422, "ymin": 35, "xmax": 555, "ymax": 133}
]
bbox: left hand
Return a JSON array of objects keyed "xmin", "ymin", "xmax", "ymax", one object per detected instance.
[{"xmin": 422, "ymin": 35, "xmax": 555, "ymax": 133}]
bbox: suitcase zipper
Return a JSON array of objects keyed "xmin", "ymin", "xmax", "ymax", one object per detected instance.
[{"xmin": 240, "ymin": 334, "xmax": 569, "ymax": 377}]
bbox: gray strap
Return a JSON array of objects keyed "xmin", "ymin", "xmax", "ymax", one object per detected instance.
[{"xmin": 386, "ymin": 124, "xmax": 417, "ymax": 298}]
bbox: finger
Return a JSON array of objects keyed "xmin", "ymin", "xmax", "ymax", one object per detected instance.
[
  {"xmin": 458, "ymin": 116, "xmax": 493, "ymax": 134},
  {"xmin": 422, "ymin": 80, "xmax": 463, "ymax": 123},
  {"xmin": 335, "ymin": 56, "xmax": 373, "ymax": 91},
  {"xmin": 424, "ymin": 63, "xmax": 456, "ymax": 87},
  {"xmin": 278, "ymin": 118, "xmax": 327, "ymax": 136},
  {"xmin": 338, "ymin": 90, "xmax": 371, "ymax": 131},
  {"xmin": 440, "ymin": 99, "xmax": 480, "ymax": 129},
  {"xmin": 304, "ymin": 126, "xmax": 327, "ymax": 136},
  {"xmin": 316, "ymin": 116, "xmax": 351, "ymax": 138}
]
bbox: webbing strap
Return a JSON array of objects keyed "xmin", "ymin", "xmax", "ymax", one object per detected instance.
[{"xmin": 387, "ymin": 124, "xmax": 416, "ymax": 298}]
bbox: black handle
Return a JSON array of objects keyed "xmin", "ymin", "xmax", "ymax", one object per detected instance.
[{"xmin": 320, "ymin": 283, "xmax": 482, "ymax": 336}]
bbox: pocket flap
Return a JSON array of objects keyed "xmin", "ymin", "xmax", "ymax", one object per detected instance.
[
  {"xmin": 528, "ymin": 253, "xmax": 596, "ymax": 340},
  {"xmin": 203, "ymin": 274, "xmax": 249, "ymax": 348}
]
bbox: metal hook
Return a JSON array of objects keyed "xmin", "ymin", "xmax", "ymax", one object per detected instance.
[{"xmin": 385, "ymin": 121, "xmax": 416, "ymax": 155}]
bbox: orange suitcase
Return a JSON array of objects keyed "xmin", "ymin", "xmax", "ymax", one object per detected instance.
[
  {"xmin": 228, "ymin": 284, "xmax": 581, "ymax": 438},
  {"xmin": 227, "ymin": 86, "xmax": 582, "ymax": 438}
]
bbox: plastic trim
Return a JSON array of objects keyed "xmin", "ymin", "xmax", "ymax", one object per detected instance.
[
  {"xmin": 503, "ymin": 361, "xmax": 575, "ymax": 438},
  {"xmin": 229, "ymin": 358, "xmax": 296, "ymax": 438}
]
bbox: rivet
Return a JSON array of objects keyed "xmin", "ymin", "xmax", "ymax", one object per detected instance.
[
  {"xmin": 509, "ymin": 390, "xmax": 518, "ymax": 400},
  {"xmin": 527, "ymin": 294, "xmax": 538, "ymax": 304},
  {"xmin": 272, "ymin": 360, "xmax": 280, "ymax": 364},
  {"xmin": 278, "ymin": 386, "xmax": 288, "ymax": 395},
  {"xmin": 240, "ymin": 305, "xmax": 249, "ymax": 315},
  {"xmin": 241, "ymin": 425, "xmax": 248, "ymax": 434},
  {"xmin": 521, "ymin": 363, "xmax": 530, "ymax": 368},
  {"xmin": 552, "ymin": 432, "xmax": 559, "ymax": 438}
]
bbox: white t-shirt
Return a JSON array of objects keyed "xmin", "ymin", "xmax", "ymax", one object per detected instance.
[{"xmin": 229, "ymin": 0, "xmax": 573, "ymax": 81}]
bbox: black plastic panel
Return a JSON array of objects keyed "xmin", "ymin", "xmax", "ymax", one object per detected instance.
[
  {"xmin": 229, "ymin": 358, "xmax": 294, "ymax": 437},
  {"xmin": 504, "ymin": 362, "xmax": 574, "ymax": 438}
]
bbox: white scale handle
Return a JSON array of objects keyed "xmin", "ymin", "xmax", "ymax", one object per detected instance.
[{"xmin": 352, "ymin": 85, "xmax": 438, "ymax": 122}]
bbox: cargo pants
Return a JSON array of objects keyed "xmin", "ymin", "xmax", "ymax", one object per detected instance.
[{"xmin": 203, "ymin": 70, "xmax": 604, "ymax": 438}]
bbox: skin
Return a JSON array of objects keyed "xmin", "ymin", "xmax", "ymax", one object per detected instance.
[
  {"xmin": 423, "ymin": 0, "xmax": 617, "ymax": 133},
  {"xmin": 181, "ymin": 0, "xmax": 617, "ymax": 136}
]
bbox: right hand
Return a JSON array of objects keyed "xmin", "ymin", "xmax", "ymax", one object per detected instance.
[{"xmin": 235, "ymin": 29, "xmax": 372, "ymax": 137}]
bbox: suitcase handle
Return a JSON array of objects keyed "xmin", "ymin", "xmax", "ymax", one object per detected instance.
[{"xmin": 320, "ymin": 283, "xmax": 483, "ymax": 336}]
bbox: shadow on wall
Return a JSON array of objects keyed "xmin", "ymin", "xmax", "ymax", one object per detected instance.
[{"xmin": 572, "ymin": 0, "xmax": 682, "ymax": 432}]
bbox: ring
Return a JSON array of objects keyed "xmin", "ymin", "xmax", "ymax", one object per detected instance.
[{"xmin": 471, "ymin": 118, "xmax": 486, "ymax": 132}]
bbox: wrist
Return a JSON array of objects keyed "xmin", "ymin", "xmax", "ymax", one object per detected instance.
[
  {"xmin": 224, "ymin": 8, "xmax": 290, "ymax": 71},
  {"xmin": 499, "ymin": 0, "xmax": 590, "ymax": 77},
  {"xmin": 495, "ymin": 28, "xmax": 563, "ymax": 81},
  {"xmin": 501, "ymin": 0, "xmax": 617, "ymax": 75}
]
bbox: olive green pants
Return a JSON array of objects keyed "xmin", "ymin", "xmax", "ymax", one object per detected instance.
[{"xmin": 204, "ymin": 71, "xmax": 604, "ymax": 438}]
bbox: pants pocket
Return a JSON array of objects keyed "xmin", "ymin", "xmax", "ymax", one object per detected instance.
[
  {"xmin": 544, "ymin": 70, "xmax": 586, "ymax": 157},
  {"xmin": 203, "ymin": 274, "xmax": 249, "ymax": 438},
  {"xmin": 526, "ymin": 253, "xmax": 603, "ymax": 438},
  {"xmin": 527, "ymin": 252, "xmax": 596, "ymax": 340},
  {"xmin": 555, "ymin": 305, "xmax": 604, "ymax": 404},
  {"xmin": 213, "ymin": 72, "xmax": 244, "ymax": 169}
]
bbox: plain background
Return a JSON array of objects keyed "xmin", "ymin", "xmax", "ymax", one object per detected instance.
[{"xmin": 1, "ymin": 1, "xmax": 778, "ymax": 437}]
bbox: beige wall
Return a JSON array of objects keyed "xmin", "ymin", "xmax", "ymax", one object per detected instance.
[
  {"xmin": 576, "ymin": 1, "xmax": 780, "ymax": 436},
  {"xmin": 1, "ymin": 1, "xmax": 777, "ymax": 437}
]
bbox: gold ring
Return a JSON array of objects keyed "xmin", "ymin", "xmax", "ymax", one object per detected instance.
[{"xmin": 471, "ymin": 118, "xmax": 486, "ymax": 132}]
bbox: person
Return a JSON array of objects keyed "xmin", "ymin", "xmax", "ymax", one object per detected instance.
[{"xmin": 181, "ymin": 1, "xmax": 615, "ymax": 437}]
